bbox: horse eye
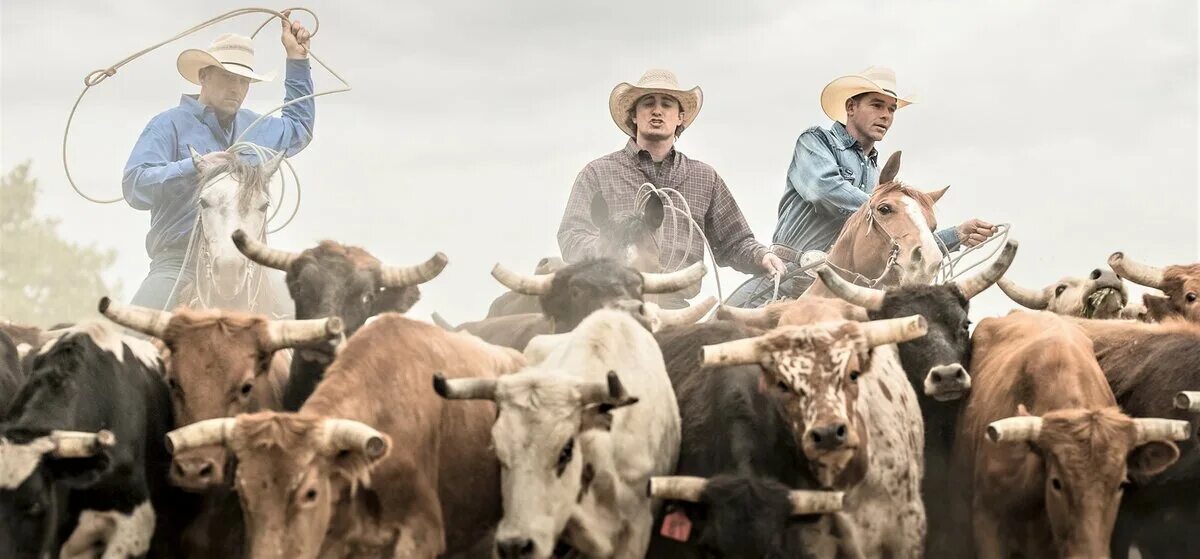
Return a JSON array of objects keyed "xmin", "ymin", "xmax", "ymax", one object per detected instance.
[
  {"xmin": 258, "ymin": 202, "xmax": 270, "ymax": 212},
  {"xmin": 198, "ymin": 198, "xmax": 211, "ymax": 209},
  {"xmin": 1055, "ymin": 285, "xmax": 1067, "ymax": 297},
  {"xmin": 877, "ymin": 204, "xmax": 892, "ymax": 215}
]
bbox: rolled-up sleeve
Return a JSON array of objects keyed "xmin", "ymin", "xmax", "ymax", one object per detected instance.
[
  {"xmin": 936, "ymin": 227, "xmax": 961, "ymax": 253},
  {"xmin": 122, "ymin": 122, "xmax": 196, "ymax": 211},
  {"xmin": 557, "ymin": 166, "xmax": 601, "ymax": 263},
  {"xmin": 789, "ymin": 132, "xmax": 869, "ymax": 217},
  {"xmin": 246, "ymin": 59, "xmax": 315, "ymax": 155}
]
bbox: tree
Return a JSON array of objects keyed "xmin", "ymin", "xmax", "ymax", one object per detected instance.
[{"xmin": 0, "ymin": 162, "xmax": 121, "ymax": 326}]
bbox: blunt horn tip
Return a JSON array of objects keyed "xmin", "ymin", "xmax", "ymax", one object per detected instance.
[
  {"xmin": 98, "ymin": 297, "xmax": 111, "ymax": 314},
  {"xmin": 432, "ymin": 373, "xmax": 449, "ymax": 398}
]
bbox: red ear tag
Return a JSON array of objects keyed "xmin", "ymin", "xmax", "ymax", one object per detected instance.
[{"xmin": 660, "ymin": 510, "xmax": 692, "ymax": 542}]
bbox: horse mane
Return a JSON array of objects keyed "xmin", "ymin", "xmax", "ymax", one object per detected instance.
[
  {"xmin": 197, "ymin": 157, "xmax": 273, "ymax": 213},
  {"xmin": 833, "ymin": 181, "xmax": 936, "ymax": 244}
]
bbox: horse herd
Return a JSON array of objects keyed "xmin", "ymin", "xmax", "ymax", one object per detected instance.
[{"xmin": 3, "ymin": 154, "xmax": 1200, "ymax": 558}]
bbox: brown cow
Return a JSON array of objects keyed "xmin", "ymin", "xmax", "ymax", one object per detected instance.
[
  {"xmin": 1109, "ymin": 252, "xmax": 1200, "ymax": 322},
  {"xmin": 955, "ymin": 311, "xmax": 1186, "ymax": 558},
  {"xmin": 165, "ymin": 314, "xmax": 525, "ymax": 558}
]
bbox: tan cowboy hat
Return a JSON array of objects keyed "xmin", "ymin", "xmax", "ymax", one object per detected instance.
[
  {"xmin": 820, "ymin": 66, "xmax": 915, "ymax": 124},
  {"xmin": 609, "ymin": 69, "xmax": 703, "ymax": 138},
  {"xmin": 177, "ymin": 33, "xmax": 275, "ymax": 86}
]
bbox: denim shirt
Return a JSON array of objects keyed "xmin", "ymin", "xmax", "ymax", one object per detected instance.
[
  {"xmin": 122, "ymin": 59, "xmax": 315, "ymax": 257},
  {"xmin": 771, "ymin": 122, "xmax": 959, "ymax": 254}
]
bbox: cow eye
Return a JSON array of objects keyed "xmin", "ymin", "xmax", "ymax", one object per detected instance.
[
  {"xmin": 1187, "ymin": 292, "xmax": 1197, "ymax": 303},
  {"xmin": 1054, "ymin": 285, "xmax": 1067, "ymax": 297},
  {"xmin": 1118, "ymin": 479, "xmax": 1131, "ymax": 493},
  {"xmin": 303, "ymin": 488, "xmax": 318, "ymax": 503},
  {"xmin": 849, "ymin": 371, "xmax": 860, "ymax": 382},
  {"xmin": 239, "ymin": 381, "xmax": 254, "ymax": 398},
  {"xmin": 361, "ymin": 292, "xmax": 374, "ymax": 305},
  {"xmin": 876, "ymin": 204, "xmax": 892, "ymax": 215},
  {"xmin": 556, "ymin": 438, "xmax": 575, "ymax": 477},
  {"xmin": 776, "ymin": 380, "xmax": 790, "ymax": 393},
  {"xmin": 1051, "ymin": 478, "xmax": 1063, "ymax": 491}
]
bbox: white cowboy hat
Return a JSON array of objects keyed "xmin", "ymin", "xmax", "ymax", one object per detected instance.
[
  {"xmin": 609, "ymin": 69, "xmax": 703, "ymax": 138},
  {"xmin": 177, "ymin": 33, "xmax": 275, "ymax": 86},
  {"xmin": 820, "ymin": 66, "xmax": 916, "ymax": 124}
]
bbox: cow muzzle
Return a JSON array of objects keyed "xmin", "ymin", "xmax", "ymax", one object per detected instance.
[
  {"xmin": 924, "ymin": 364, "xmax": 971, "ymax": 401},
  {"xmin": 170, "ymin": 449, "xmax": 227, "ymax": 491},
  {"xmin": 495, "ymin": 537, "xmax": 537, "ymax": 559},
  {"xmin": 806, "ymin": 422, "xmax": 852, "ymax": 451}
]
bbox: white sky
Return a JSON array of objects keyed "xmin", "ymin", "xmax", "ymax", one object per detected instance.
[{"xmin": 2, "ymin": 0, "xmax": 1197, "ymax": 324}]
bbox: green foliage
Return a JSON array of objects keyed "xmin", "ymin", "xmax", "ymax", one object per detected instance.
[{"xmin": 0, "ymin": 162, "xmax": 121, "ymax": 326}]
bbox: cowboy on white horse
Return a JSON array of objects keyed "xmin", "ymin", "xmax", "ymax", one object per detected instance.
[{"xmin": 122, "ymin": 14, "xmax": 313, "ymax": 311}]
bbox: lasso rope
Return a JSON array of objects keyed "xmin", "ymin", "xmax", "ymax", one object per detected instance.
[{"xmin": 634, "ymin": 182, "xmax": 724, "ymax": 314}]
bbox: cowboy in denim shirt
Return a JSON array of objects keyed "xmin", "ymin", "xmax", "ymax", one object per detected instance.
[{"xmin": 726, "ymin": 66, "xmax": 994, "ymax": 308}]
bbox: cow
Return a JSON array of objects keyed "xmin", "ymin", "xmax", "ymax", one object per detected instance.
[
  {"xmin": 232, "ymin": 229, "xmax": 447, "ymax": 411},
  {"xmin": 0, "ymin": 329, "xmax": 25, "ymax": 416},
  {"xmin": 1108, "ymin": 251, "xmax": 1200, "ymax": 322},
  {"xmin": 485, "ymin": 257, "xmax": 567, "ymax": 317},
  {"xmin": 954, "ymin": 311, "xmax": 1187, "ymax": 558},
  {"xmin": 697, "ymin": 312, "xmax": 930, "ymax": 557},
  {"xmin": 1068, "ymin": 317, "xmax": 1200, "ymax": 558},
  {"xmin": 164, "ymin": 314, "xmax": 525, "ymax": 558},
  {"xmin": 0, "ymin": 320, "xmax": 42, "ymax": 361},
  {"xmin": 815, "ymin": 240, "xmax": 1016, "ymax": 556},
  {"xmin": 98, "ymin": 300, "xmax": 344, "ymax": 557},
  {"xmin": 435, "ymin": 308, "xmax": 680, "ymax": 559},
  {"xmin": 997, "ymin": 266, "xmax": 1131, "ymax": 319},
  {"xmin": 643, "ymin": 319, "xmax": 849, "ymax": 558},
  {"xmin": 0, "ymin": 319, "xmax": 174, "ymax": 559}
]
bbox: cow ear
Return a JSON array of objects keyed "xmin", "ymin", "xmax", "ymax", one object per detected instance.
[
  {"xmin": 590, "ymin": 193, "xmax": 611, "ymax": 230},
  {"xmin": 1144, "ymin": 294, "xmax": 1174, "ymax": 322},
  {"xmin": 642, "ymin": 193, "xmax": 665, "ymax": 231},
  {"xmin": 42, "ymin": 452, "xmax": 113, "ymax": 489},
  {"xmin": 1128, "ymin": 440, "xmax": 1181, "ymax": 481},
  {"xmin": 1016, "ymin": 404, "xmax": 1031, "ymax": 416}
]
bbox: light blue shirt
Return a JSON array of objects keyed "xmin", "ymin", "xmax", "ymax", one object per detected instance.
[
  {"xmin": 122, "ymin": 59, "xmax": 315, "ymax": 257},
  {"xmin": 771, "ymin": 122, "xmax": 959, "ymax": 254}
]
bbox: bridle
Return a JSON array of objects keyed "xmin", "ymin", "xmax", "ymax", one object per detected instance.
[{"xmin": 187, "ymin": 171, "xmax": 268, "ymax": 312}]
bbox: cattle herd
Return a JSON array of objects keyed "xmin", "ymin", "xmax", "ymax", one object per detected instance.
[{"xmin": 4, "ymin": 217, "xmax": 1200, "ymax": 558}]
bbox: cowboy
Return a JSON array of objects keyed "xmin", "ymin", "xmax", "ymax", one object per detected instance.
[
  {"xmin": 122, "ymin": 15, "xmax": 313, "ymax": 311},
  {"xmin": 725, "ymin": 66, "xmax": 995, "ymax": 308},
  {"xmin": 557, "ymin": 69, "xmax": 785, "ymax": 308}
]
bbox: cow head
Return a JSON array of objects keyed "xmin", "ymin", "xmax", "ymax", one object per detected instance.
[
  {"xmin": 233, "ymin": 230, "xmax": 447, "ymax": 335},
  {"xmin": 648, "ymin": 475, "xmax": 842, "ymax": 557},
  {"xmin": 98, "ymin": 298, "xmax": 344, "ymax": 491},
  {"xmin": 987, "ymin": 406, "xmax": 1186, "ymax": 556},
  {"xmin": 818, "ymin": 240, "xmax": 1018, "ymax": 402},
  {"xmin": 998, "ymin": 268, "xmax": 1127, "ymax": 319},
  {"xmin": 700, "ymin": 316, "xmax": 927, "ymax": 487},
  {"xmin": 491, "ymin": 258, "xmax": 706, "ymax": 333},
  {"xmin": 589, "ymin": 192, "xmax": 664, "ymax": 273},
  {"xmin": 434, "ymin": 370, "xmax": 638, "ymax": 559},
  {"xmin": 164, "ymin": 413, "xmax": 390, "ymax": 559},
  {"xmin": 1109, "ymin": 252, "xmax": 1200, "ymax": 322}
]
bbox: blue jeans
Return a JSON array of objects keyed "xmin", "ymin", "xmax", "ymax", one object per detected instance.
[
  {"xmin": 131, "ymin": 250, "xmax": 191, "ymax": 311},
  {"xmin": 723, "ymin": 261, "xmax": 815, "ymax": 309}
]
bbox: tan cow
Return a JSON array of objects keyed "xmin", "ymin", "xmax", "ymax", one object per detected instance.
[
  {"xmin": 955, "ymin": 311, "xmax": 1187, "ymax": 557},
  {"xmin": 165, "ymin": 315, "xmax": 525, "ymax": 558},
  {"xmin": 1109, "ymin": 251, "xmax": 1200, "ymax": 322},
  {"xmin": 997, "ymin": 268, "xmax": 1131, "ymax": 319}
]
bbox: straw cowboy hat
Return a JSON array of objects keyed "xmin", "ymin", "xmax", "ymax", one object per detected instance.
[
  {"xmin": 820, "ymin": 66, "xmax": 915, "ymax": 124},
  {"xmin": 609, "ymin": 69, "xmax": 703, "ymax": 138},
  {"xmin": 177, "ymin": 33, "xmax": 275, "ymax": 86}
]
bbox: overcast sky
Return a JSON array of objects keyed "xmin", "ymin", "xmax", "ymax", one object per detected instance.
[{"xmin": 2, "ymin": 0, "xmax": 1197, "ymax": 324}]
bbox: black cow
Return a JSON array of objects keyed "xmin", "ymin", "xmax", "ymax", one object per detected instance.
[
  {"xmin": 232, "ymin": 230, "xmax": 446, "ymax": 411},
  {"xmin": 0, "ymin": 330, "xmax": 25, "ymax": 416},
  {"xmin": 814, "ymin": 239, "xmax": 1017, "ymax": 557},
  {"xmin": 0, "ymin": 320, "xmax": 178, "ymax": 558}
]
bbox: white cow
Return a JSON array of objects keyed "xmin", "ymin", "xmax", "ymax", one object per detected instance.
[{"xmin": 436, "ymin": 308, "xmax": 681, "ymax": 559}]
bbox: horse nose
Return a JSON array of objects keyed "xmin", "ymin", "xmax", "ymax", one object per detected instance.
[
  {"xmin": 496, "ymin": 538, "xmax": 536, "ymax": 559},
  {"xmin": 807, "ymin": 423, "xmax": 850, "ymax": 450}
]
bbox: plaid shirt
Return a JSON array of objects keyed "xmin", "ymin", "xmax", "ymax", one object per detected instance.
[{"xmin": 558, "ymin": 139, "xmax": 768, "ymax": 275}]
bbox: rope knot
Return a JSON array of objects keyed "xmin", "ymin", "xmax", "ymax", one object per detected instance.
[{"xmin": 84, "ymin": 68, "xmax": 117, "ymax": 86}]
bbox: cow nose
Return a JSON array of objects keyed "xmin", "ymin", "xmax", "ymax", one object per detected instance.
[
  {"xmin": 1090, "ymin": 268, "xmax": 1103, "ymax": 280},
  {"xmin": 171, "ymin": 457, "xmax": 224, "ymax": 488},
  {"xmin": 807, "ymin": 423, "xmax": 849, "ymax": 450},
  {"xmin": 925, "ymin": 364, "xmax": 972, "ymax": 400},
  {"xmin": 496, "ymin": 538, "xmax": 535, "ymax": 559}
]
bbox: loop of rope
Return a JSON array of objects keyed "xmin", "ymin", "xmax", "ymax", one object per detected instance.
[{"xmin": 635, "ymin": 182, "xmax": 722, "ymax": 315}]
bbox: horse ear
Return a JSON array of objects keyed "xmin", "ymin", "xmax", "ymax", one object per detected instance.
[
  {"xmin": 189, "ymin": 145, "xmax": 203, "ymax": 169},
  {"xmin": 879, "ymin": 151, "xmax": 901, "ymax": 184},
  {"xmin": 590, "ymin": 192, "xmax": 611, "ymax": 230},
  {"xmin": 926, "ymin": 186, "xmax": 950, "ymax": 203},
  {"xmin": 260, "ymin": 151, "xmax": 286, "ymax": 178},
  {"xmin": 642, "ymin": 193, "xmax": 665, "ymax": 231}
]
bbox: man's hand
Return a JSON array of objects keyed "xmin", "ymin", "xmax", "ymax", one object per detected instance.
[
  {"xmin": 281, "ymin": 10, "xmax": 311, "ymax": 60},
  {"xmin": 195, "ymin": 151, "xmax": 234, "ymax": 174},
  {"xmin": 956, "ymin": 218, "xmax": 997, "ymax": 248},
  {"xmin": 762, "ymin": 252, "xmax": 787, "ymax": 277}
]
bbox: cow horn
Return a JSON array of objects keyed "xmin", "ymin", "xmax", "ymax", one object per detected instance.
[
  {"xmin": 98, "ymin": 297, "xmax": 173, "ymax": 339},
  {"xmin": 996, "ymin": 278, "xmax": 1051, "ymax": 310},
  {"xmin": 432, "ymin": 373, "xmax": 498, "ymax": 401},
  {"xmin": 165, "ymin": 418, "xmax": 238, "ymax": 454},
  {"xmin": 655, "ymin": 296, "xmax": 718, "ymax": 328},
  {"xmin": 321, "ymin": 419, "xmax": 389, "ymax": 458},
  {"xmin": 1133, "ymin": 418, "xmax": 1192, "ymax": 444},
  {"xmin": 232, "ymin": 229, "xmax": 300, "ymax": 271},
  {"xmin": 860, "ymin": 315, "xmax": 928, "ymax": 348},
  {"xmin": 642, "ymin": 262, "xmax": 707, "ymax": 294},
  {"xmin": 492, "ymin": 263, "xmax": 555, "ymax": 295},
  {"xmin": 788, "ymin": 489, "xmax": 846, "ymax": 515},
  {"xmin": 986, "ymin": 416, "xmax": 1043, "ymax": 443},
  {"xmin": 47, "ymin": 430, "xmax": 116, "ymax": 458},
  {"xmin": 816, "ymin": 266, "xmax": 884, "ymax": 311},
  {"xmin": 648, "ymin": 475, "xmax": 706, "ymax": 502},
  {"xmin": 264, "ymin": 317, "xmax": 344, "ymax": 353},
  {"xmin": 381, "ymin": 252, "xmax": 449, "ymax": 288},
  {"xmin": 700, "ymin": 336, "xmax": 766, "ymax": 368},
  {"xmin": 578, "ymin": 371, "xmax": 638, "ymax": 408},
  {"xmin": 955, "ymin": 240, "xmax": 1019, "ymax": 300},
  {"xmin": 1109, "ymin": 252, "xmax": 1165, "ymax": 289},
  {"xmin": 1175, "ymin": 391, "xmax": 1200, "ymax": 412}
]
